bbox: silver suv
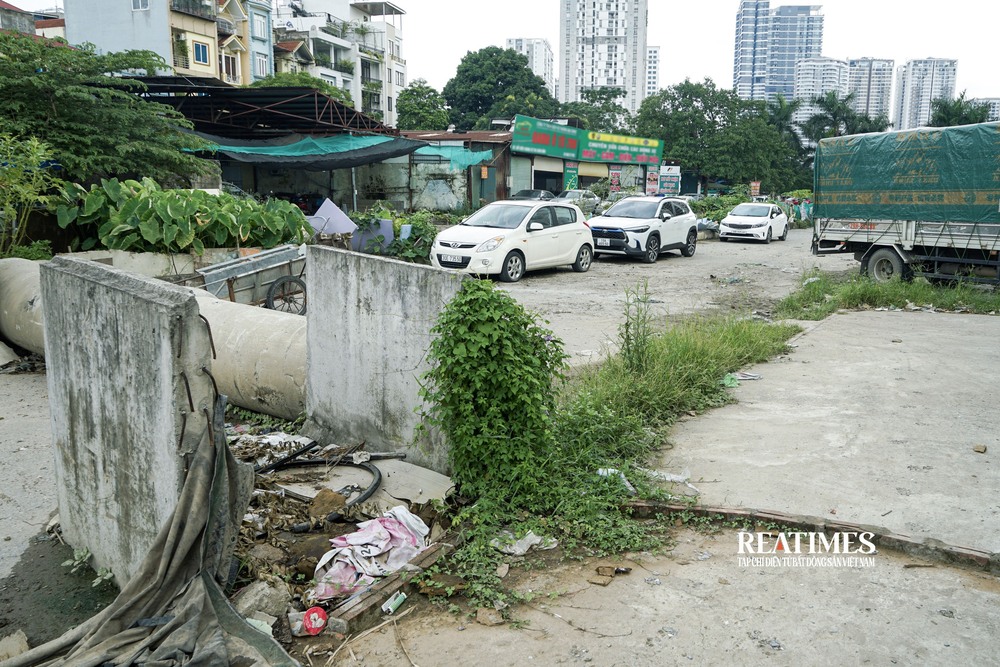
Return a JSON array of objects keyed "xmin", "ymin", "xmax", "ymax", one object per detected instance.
[{"xmin": 589, "ymin": 196, "xmax": 699, "ymax": 263}]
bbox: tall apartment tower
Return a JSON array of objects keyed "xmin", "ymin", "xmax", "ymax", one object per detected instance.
[
  {"xmin": 559, "ymin": 0, "xmax": 649, "ymax": 113},
  {"xmin": 847, "ymin": 58, "xmax": 894, "ymax": 119},
  {"xmin": 792, "ymin": 57, "xmax": 847, "ymax": 127},
  {"xmin": 970, "ymin": 98, "xmax": 1000, "ymax": 122},
  {"xmin": 733, "ymin": 1, "xmax": 823, "ymax": 102},
  {"xmin": 646, "ymin": 46, "xmax": 660, "ymax": 97},
  {"xmin": 893, "ymin": 58, "xmax": 957, "ymax": 130},
  {"xmin": 507, "ymin": 37, "xmax": 556, "ymax": 97}
]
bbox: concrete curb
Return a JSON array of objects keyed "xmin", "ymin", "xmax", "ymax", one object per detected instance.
[{"xmin": 627, "ymin": 500, "xmax": 1000, "ymax": 575}]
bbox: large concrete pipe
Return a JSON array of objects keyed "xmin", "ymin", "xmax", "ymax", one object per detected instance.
[
  {"xmin": 0, "ymin": 258, "xmax": 46, "ymax": 355},
  {"xmin": 0, "ymin": 258, "xmax": 306, "ymax": 420}
]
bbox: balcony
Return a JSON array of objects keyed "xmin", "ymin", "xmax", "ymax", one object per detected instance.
[
  {"xmin": 216, "ymin": 17, "xmax": 235, "ymax": 35},
  {"xmin": 173, "ymin": 53, "xmax": 190, "ymax": 69},
  {"xmin": 170, "ymin": 0, "xmax": 216, "ymax": 21}
]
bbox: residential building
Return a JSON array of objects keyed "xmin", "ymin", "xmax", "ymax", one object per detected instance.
[
  {"xmin": 792, "ymin": 57, "xmax": 847, "ymax": 128},
  {"xmin": 733, "ymin": 1, "xmax": 823, "ymax": 102},
  {"xmin": 64, "ymin": 0, "xmax": 273, "ymax": 82},
  {"xmin": 0, "ymin": 1, "xmax": 35, "ymax": 34},
  {"xmin": 847, "ymin": 58, "xmax": 894, "ymax": 119},
  {"xmin": 645, "ymin": 45, "xmax": 660, "ymax": 97},
  {"xmin": 559, "ymin": 0, "xmax": 649, "ymax": 113},
  {"xmin": 970, "ymin": 98, "xmax": 1000, "ymax": 122},
  {"xmin": 507, "ymin": 38, "xmax": 556, "ymax": 97},
  {"xmin": 893, "ymin": 58, "xmax": 957, "ymax": 130},
  {"xmin": 35, "ymin": 16, "xmax": 66, "ymax": 39},
  {"xmin": 273, "ymin": 0, "xmax": 406, "ymax": 127}
]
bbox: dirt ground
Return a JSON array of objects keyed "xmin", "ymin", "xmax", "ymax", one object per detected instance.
[{"xmin": 3, "ymin": 233, "xmax": 999, "ymax": 663}]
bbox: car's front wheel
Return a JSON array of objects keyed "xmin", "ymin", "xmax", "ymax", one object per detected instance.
[
  {"xmin": 499, "ymin": 251, "xmax": 525, "ymax": 282},
  {"xmin": 572, "ymin": 245, "xmax": 593, "ymax": 272},
  {"xmin": 642, "ymin": 235, "xmax": 660, "ymax": 264},
  {"xmin": 779, "ymin": 222, "xmax": 788, "ymax": 241},
  {"xmin": 681, "ymin": 230, "xmax": 697, "ymax": 257},
  {"xmin": 763, "ymin": 227, "xmax": 772, "ymax": 244}
]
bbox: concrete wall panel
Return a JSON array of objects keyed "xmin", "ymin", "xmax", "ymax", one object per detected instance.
[
  {"xmin": 304, "ymin": 247, "xmax": 465, "ymax": 473},
  {"xmin": 40, "ymin": 257, "xmax": 214, "ymax": 584}
]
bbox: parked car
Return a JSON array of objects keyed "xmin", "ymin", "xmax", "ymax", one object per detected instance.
[
  {"xmin": 510, "ymin": 189, "xmax": 555, "ymax": 200},
  {"xmin": 589, "ymin": 196, "xmax": 699, "ymax": 263},
  {"xmin": 680, "ymin": 192, "xmax": 704, "ymax": 202},
  {"xmin": 554, "ymin": 189, "xmax": 601, "ymax": 215},
  {"xmin": 719, "ymin": 202, "xmax": 788, "ymax": 243},
  {"xmin": 431, "ymin": 200, "xmax": 594, "ymax": 282}
]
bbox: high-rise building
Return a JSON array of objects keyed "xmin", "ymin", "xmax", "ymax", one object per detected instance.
[
  {"xmin": 970, "ymin": 98, "xmax": 1000, "ymax": 122},
  {"xmin": 792, "ymin": 57, "xmax": 847, "ymax": 128},
  {"xmin": 893, "ymin": 58, "xmax": 957, "ymax": 130},
  {"xmin": 559, "ymin": 0, "xmax": 649, "ymax": 113},
  {"xmin": 646, "ymin": 46, "xmax": 660, "ymax": 98},
  {"xmin": 507, "ymin": 38, "xmax": 556, "ymax": 97},
  {"xmin": 847, "ymin": 58, "xmax": 894, "ymax": 119},
  {"xmin": 733, "ymin": 1, "xmax": 823, "ymax": 102}
]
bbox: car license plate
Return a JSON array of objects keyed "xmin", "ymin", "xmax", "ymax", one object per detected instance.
[
  {"xmin": 596, "ymin": 238, "xmax": 611, "ymax": 247},
  {"xmin": 441, "ymin": 254, "xmax": 463, "ymax": 263}
]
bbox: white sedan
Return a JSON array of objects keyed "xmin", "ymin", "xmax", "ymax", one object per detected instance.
[
  {"xmin": 719, "ymin": 203, "xmax": 789, "ymax": 243},
  {"xmin": 431, "ymin": 200, "xmax": 594, "ymax": 282}
]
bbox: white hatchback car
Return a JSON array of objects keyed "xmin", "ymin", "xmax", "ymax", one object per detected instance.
[
  {"xmin": 588, "ymin": 196, "xmax": 699, "ymax": 263},
  {"xmin": 431, "ymin": 200, "xmax": 594, "ymax": 282},
  {"xmin": 719, "ymin": 203, "xmax": 789, "ymax": 243}
]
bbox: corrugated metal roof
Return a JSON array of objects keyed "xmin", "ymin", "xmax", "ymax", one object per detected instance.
[
  {"xmin": 35, "ymin": 18, "xmax": 65, "ymax": 28},
  {"xmin": 274, "ymin": 40, "xmax": 302, "ymax": 53},
  {"xmin": 402, "ymin": 130, "xmax": 510, "ymax": 144}
]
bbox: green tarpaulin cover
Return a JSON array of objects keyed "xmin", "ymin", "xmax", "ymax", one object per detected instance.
[{"xmin": 813, "ymin": 122, "xmax": 1000, "ymax": 223}]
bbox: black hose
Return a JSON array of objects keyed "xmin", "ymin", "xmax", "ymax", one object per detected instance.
[
  {"xmin": 286, "ymin": 461, "xmax": 383, "ymax": 532},
  {"xmin": 253, "ymin": 439, "xmax": 319, "ymax": 475}
]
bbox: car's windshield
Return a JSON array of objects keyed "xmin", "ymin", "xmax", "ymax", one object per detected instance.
[
  {"xmin": 556, "ymin": 191, "xmax": 581, "ymax": 199},
  {"xmin": 461, "ymin": 204, "xmax": 531, "ymax": 229},
  {"xmin": 730, "ymin": 204, "xmax": 770, "ymax": 217},
  {"xmin": 513, "ymin": 190, "xmax": 544, "ymax": 198},
  {"xmin": 605, "ymin": 200, "xmax": 659, "ymax": 218}
]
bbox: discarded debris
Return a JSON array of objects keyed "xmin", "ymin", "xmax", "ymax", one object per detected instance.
[
  {"xmin": 641, "ymin": 468, "xmax": 701, "ymax": 496},
  {"xmin": 587, "ymin": 574, "xmax": 614, "ymax": 586},
  {"xmin": 938, "ymin": 608, "xmax": 955, "ymax": 619},
  {"xmin": 310, "ymin": 488, "xmax": 347, "ymax": 518},
  {"xmin": 973, "ymin": 444, "xmax": 988, "ymax": 454},
  {"xmin": 721, "ymin": 373, "xmax": 741, "ymax": 387},
  {"xmin": 903, "ymin": 563, "xmax": 936, "ymax": 569},
  {"xmin": 644, "ymin": 577, "xmax": 662, "ymax": 586},
  {"xmin": 476, "ymin": 608, "xmax": 505, "ymax": 626},
  {"xmin": 596, "ymin": 467, "xmax": 637, "ymax": 495},
  {"xmin": 381, "ymin": 591, "xmax": 407, "ymax": 614},
  {"xmin": 802, "ymin": 277, "xmax": 821, "ymax": 286},
  {"xmin": 0, "ymin": 629, "xmax": 29, "ymax": 660},
  {"xmin": 490, "ymin": 530, "xmax": 558, "ymax": 556},
  {"xmin": 733, "ymin": 371, "xmax": 762, "ymax": 381},
  {"xmin": 233, "ymin": 580, "xmax": 292, "ymax": 619}
]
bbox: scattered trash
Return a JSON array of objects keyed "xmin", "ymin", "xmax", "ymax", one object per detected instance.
[
  {"xmin": 476, "ymin": 607, "xmax": 505, "ymax": 626},
  {"xmin": 641, "ymin": 468, "xmax": 700, "ymax": 496},
  {"xmin": 588, "ymin": 574, "xmax": 614, "ymax": 586},
  {"xmin": 696, "ymin": 551, "xmax": 712, "ymax": 561},
  {"xmin": 718, "ymin": 578, "xmax": 730, "ymax": 585},
  {"xmin": 381, "ymin": 591, "xmax": 407, "ymax": 614},
  {"xmin": 0, "ymin": 629, "xmax": 30, "ymax": 660},
  {"xmin": 644, "ymin": 577, "xmax": 662, "ymax": 586},
  {"xmin": 659, "ymin": 627, "xmax": 678, "ymax": 639},
  {"xmin": 596, "ymin": 467, "xmax": 637, "ymax": 495},
  {"xmin": 245, "ymin": 617, "xmax": 274, "ymax": 637},
  {"xmin": 733, "ymin": 372, "xmax": 762, "ymax": 381},
  {"xmin": 938, "ymin": 608, "xmax": 955, "ymax": 619},
  {"xmin": 803, "ymin": 277, "xmax": 821, "ymax": 286},
  {"xmin": 490, "ymin": 530, "xmax": 558, "ymax": 556},
  {"xmin": 903, "ymin": 563, "xmax": 936, "ymax": 569},
  {"xmin": 352, "ymin": 451, "xmax": 372, "ymax": 464},
  {"xmin": 973, "ymin": 444, "xmax": 988, "ymax": 454},
  {"xmin": 891, "ymin": 338, "xmax": 903, "ymax": 343},
  {"xmin": 721, "ymin": 374, "xmax": 741, "ymax": 388},
  {"xmin": 310, "ymin": 505, "xmax": 430, "ymax": 601},
  {"xmin": 881, "ymin": 510, "xmax": 893, "ymax": 517}
]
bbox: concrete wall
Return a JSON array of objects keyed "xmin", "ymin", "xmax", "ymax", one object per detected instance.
[
  {"xmin": 304, "ymin": 247, "xmax": 466, "ymax": 473},
  {"xmin": 40, "ymin": 257, "xmax": 215, "ymax": 584}
]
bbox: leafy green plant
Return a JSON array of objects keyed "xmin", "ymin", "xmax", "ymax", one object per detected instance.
[
  {"xmin": 689, "ymin": 192, "xmax": 751, "ymax": 222},
  {"xmin": 56, "ymin": 177, "xmax": 311, "ymax": 254},
  {"xmin": 3, "ymin": 240, "xmax": 53, "ymax": 261},
  {"xmin": 62, "ymin": 547, "xmax": 92, "ymax": 574},
  {"xmin": 0, "ymin": 134, "xmax": 65, "ymax": 257}
]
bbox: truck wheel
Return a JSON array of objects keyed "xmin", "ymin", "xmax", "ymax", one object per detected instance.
[{"xmin": 866, "ymin": 248, "xmax": 906, "ymax": 283}]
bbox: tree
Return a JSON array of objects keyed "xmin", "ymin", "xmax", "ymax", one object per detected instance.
[
  {"xmin": 634, "ymin": 78, "xmax": 805, "ymax": 193},
  {"xmin": 928, "ymin": 91, "xmax": 990, "ymax": 127},
  {"xmin": 0, "ymin": 32, "xmax": 209, "ymax": 183},
  {"xmin": 798, "ymin": 91, "xmax": 858, "ymax": 142},
  {"xmin": 766, "ymin": 94, "xmax": 803, "ymax": 154},
  {"xmin": 0, "ymin": 134, "xmax": 64, "ymax": 256},
  {"xmin": 250, "ymin": 71, "xmax": 354, "ymax": 106},
  {"xmin": 442, "ymin": 47, "xmax": 557, "ymax": 131},
  {"xmin": 561, "ymin": 87, "xmax": 632, "ymax": 133},
  {"xmin": 396, "ymin": 79, "xmax": 449, "ymax": 130}
]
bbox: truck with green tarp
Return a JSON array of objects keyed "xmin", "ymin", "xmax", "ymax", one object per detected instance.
[{"xmin": 811, "ymin": 122, "xmax": 1000, "ymax": 284}]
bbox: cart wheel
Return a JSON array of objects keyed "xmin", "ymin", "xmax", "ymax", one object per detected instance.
[{"xmin": 266, "ymin": 275, "xmax": 307, "ymax": 315}]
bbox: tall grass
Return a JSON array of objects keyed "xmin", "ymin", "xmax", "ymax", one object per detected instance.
[{"xmin": 776, "ymin": 271, "xmax": 1000, "ymax": 320}]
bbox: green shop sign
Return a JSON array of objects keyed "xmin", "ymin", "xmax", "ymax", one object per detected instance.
[
  {"xmin": 511, "ymin": 115, "xmax": 579, "ymax": 159},
  {"xmin": 580, "ymin": 131, "xmax": 662, "ymax": 165}
]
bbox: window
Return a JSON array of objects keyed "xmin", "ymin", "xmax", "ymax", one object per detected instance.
[
  {"xmin": 132, "ymin": 0, "xmax": 149, "ymax": 10},
  {"xmin": 253, "ymin": 13, "xmax": 267, "ymax": 39},
  {"xmin": 192, "ymin": 42, "xmax": 209, "ymax": 65},
  {"xmin": 528, "ymin": 208, "xmax": 554, "ymax": 229},
  {"xmin": 255, "ymin": 53, "xmax": 269, "ymax": 78},
  {"xmin": 553, "ymin": 206, "xmax": 577, "ymax": 226},
  {"xmin": 387, "ymin": 97, "xmax": 392, "ymax": 112},
  {"xmin": 395, "ymin": 70, "xmax": 405, "ymax": 87}
]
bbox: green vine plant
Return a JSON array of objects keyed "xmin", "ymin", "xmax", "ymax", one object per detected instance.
[{"xmin": 56, "ymin": 177, "xmax": 311, "ymax": 254}]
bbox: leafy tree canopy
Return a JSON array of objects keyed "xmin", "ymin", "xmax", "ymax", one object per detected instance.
[
  {"xmin": 0, "ymin": 32, "xmax": 209, "ymax": 183},
  {"xmin": 250, "ymin": 71, "xmax": 354, "ymax": 106},
  {"xmin": 443, "ymin": 47, "xmax": 557, "ymax": 131},
  {"xmin": 797, "ymin": 91, "xmax": 890, "ymax": 144},
  {"xmin": 560, "ymin": 86, "xmax": 632, "ymax": 133},
  {"xmin": 928, "ymin": 91, "xmax": 990, "ymax": 127},
  {"xmin": 396, "ymin": 78, "xmax": 449, "ymax": 130}
]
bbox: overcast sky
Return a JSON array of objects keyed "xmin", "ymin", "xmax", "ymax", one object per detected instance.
[{"xmin": 15, "ymin": 0, "xmax": 998, "ymax": 99}]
